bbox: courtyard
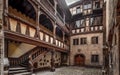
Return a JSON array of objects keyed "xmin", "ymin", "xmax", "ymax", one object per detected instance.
[{"xmin": 35, "ymin": 67, "xmax": 102, "ymax": 75}]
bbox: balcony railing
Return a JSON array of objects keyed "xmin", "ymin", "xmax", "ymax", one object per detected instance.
[
  {"xmin": 9, "ymin": 6, "xmax": 36, "ymax": 25},
  {"xmin": 7, "ymin": 6, "xmax": 69, "ymax": 51}
]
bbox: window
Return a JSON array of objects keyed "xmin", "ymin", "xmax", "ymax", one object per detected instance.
[
  {"xmin": 76, "ymin": 20, "xmax": 80, "ymax": 28},
  {"xmin": 90, "ymin": 18, "xmax": 94, "ymax": 25},
  {"xmin": 84, "ymin": 4, "xmax": 92, "ymax": 9},
  {"xmin": 80, "ymin": 38, "xmax": 87, "ymax": 44},
  {"xmin": 81, "ymin": 19, "xmax": 84, "ymax": 26},
  {"xmin": 73, "ymin": 39, "xmax": 79, "ymax": 45},
  {"xmin": 93, "ymin": 16, "xmax": 102, "ymax": 25},
  {"xmin": 76, "ymin": 7, "xmax": 81, "ymax": 13},
  {"xmin": 88, "ymin": 4, "xmax": 92, "ymax": 9},
  {"xmin": 92, "ymin": 37, "xmax": 98, "ymax": 44},
  {"xmin": 91, "ymin": 55, "xmax": 99, "ymax": 63},
  {"xmin": 95, "ymin": 2, "xmax": 100, "ymax": 8},
  {"xmin": 86, "ymin": 18, "xmax": 89, "ymax": 26},
  {"xmin": 84, "ymin": 5, "xmax": 88, "ymax": 9}
]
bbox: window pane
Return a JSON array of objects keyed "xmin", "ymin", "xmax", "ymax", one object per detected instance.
[
  {"xmin": 76, "ymin": 20, "xmax": 80, "ymax": 28},
  {"xmin": 92, "ymin": 37, "xmax": 98, "ymax": 44},
  {"xmin": 91, "ymin": 55, "xmax": 99, "ymax": 63},
  {"xmin": 84, "ymin": 5, "xmax": 88, "ymax": 9},
  {"xmin": 88, "ymin": 4, "xmax": 92, "ymax": 9},
  {"xmin": 81, "ymin": 19, "xmax": 84, "ymax": 26},
  {"xmin": 76, "ymin": 7, "xmax": 81, "ymax": 13},
  {"xmin": 80, "ymin": 38, "xmax": 87, "ymax": 44},
  {"xmin": 90, "ymin": 18, "xmax": 93, "ymax": 25},
  {"xmin": 73, "ymin": 39, "xmax": 79, "ymax": 45}
]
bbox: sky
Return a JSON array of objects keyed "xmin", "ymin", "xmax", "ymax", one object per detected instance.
[{"xmin": 65, "ymin": 0, "xmax": 80, "ymax": 5}]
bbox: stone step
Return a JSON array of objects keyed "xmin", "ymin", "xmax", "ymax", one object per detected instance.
[
  {"xmin": 12, "ymin": 72, "xmax": 32, "ymax": 75},
  {"xmin": 9, "ymin": 70, "xmax": 28, "ymax": 74},
  {"xmin": 9, "ymin": 67, "xmax": 27, "ymax": 71},
  {"xmin": 9, "ymin": 67, "xmax": 31, "ymax": 75}
]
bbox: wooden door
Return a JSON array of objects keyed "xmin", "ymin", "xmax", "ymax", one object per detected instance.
[{"xmin": 75, "ymin": 54, "xmax": 85, "ymax": 66}]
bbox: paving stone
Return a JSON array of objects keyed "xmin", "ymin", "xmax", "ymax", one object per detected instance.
[{"xmin": 35, "ymin": 67, "xmax": 102, "ymax": 75}]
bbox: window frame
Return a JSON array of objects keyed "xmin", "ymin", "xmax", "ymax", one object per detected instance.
[
  {"xmin": 73, "ymin": 38, "xmax": 79, "ymax": 45},
  {"xmin": 91, "ymin": 55, "xmax": 99, "ymax": 63},
  {"xmin": 76, "ymin": 6, "xmax": 81, "ymax": 14},
  {"xmin": 80, "ymin": 37, "xmax": 87, "ymax": 45},
  {"xmin": 91, "ymin": 36, "xmax": 99, "ymax": 44}
]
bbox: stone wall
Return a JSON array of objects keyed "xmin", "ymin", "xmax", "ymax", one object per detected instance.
[
  {"xmin": 35, "ymin": 51, "xmax": 61, "ymax": 69},
  {"xmin": 70, "ymin": 33, "xmax": 103, "ymax": 66}
]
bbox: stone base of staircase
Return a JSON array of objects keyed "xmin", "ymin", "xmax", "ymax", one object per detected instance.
[{"xmin": 9, "ymin": 67, "xmax": 32, "ymax": 75}]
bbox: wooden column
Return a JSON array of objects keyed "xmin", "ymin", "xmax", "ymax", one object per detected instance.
[
  {"xmin": 63, "ymin": 14, "xmax": 65, "ymax": 26},
  {"xmin": 62, "ymin": 32, "xmax": 65, "ymax": 48},
  {"xmin": 53, "ymin": 25, "xmax": 57, "ymax": 44},
  {"xmin": 50, "ymin": 50, "xmax": 55, "ymax": 72},
  {"xmin": 36, "ymin": 6, "xmax": 41, "ymax": 39}
]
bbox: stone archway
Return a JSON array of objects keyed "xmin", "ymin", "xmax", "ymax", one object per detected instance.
[{"xmin": 74, "ymin": 54, "xmax": 85, "ymax": 66}]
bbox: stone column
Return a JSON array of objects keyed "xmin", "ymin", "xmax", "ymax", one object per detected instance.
[{"xmin": 0, "ymin": 0, "xmax": 4, "ymax": 75}]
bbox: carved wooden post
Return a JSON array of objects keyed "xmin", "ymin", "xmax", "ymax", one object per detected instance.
[
  {"xmin": 53, "ymin": 25, "xmax": 57, "ymax": 44},
  {"xmin": 62, "ymin": 32, "xmax": 65, "ymax": 48},
  {"xmin": 50, "ymin": 50, "xmax": 55, "ymax": 72},
  {"xmin": 28, "ymin": 55, "xmax": 33, "ymax": 73},
  {"xmin": 36, "ymin": 6, "xmax": 41, "ymax": 39}
]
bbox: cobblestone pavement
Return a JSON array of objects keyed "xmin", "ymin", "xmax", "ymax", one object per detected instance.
[{"xmin": 35, "ymin": 66, "xmax": 102, "ymax": 75}]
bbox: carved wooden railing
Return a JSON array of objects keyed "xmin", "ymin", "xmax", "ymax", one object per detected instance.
[
  {"xmin": 30, "ymin": 51, "xmax": 48, "ymax": 64},
  {"xmin": 39, "ymin": 24, "xmax": 53, "ymax": 36},
  {"xmin": 56, "ymin": 36, "xmax": 63, "ymax": 42},
  {"xmin": 9, "ymin": 6, "xmax": 54, "ymax": 37},
  {"xmin": 41, "ymin": 0, "xmax": 55, "ymax": 17},
  {"xmin": 9, "ymin": 6, "xmax": 36, "ymax": 25},
  {"xmin": 56, "ymin": 13, "xmax": 64, "ymax": 26},
  {"xmin": 29, "ymin": 48, "xmax": 49, "ymax": 70}
]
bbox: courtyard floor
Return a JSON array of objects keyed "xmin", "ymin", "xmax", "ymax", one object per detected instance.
[{"xmin": 35, "ymin": 66, "xmax": 102, "ymax": 75}]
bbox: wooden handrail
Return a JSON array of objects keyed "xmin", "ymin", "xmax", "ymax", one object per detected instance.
[{"xmin": 30, "ymin": 51, "xmax": 48, "ymax": 64}]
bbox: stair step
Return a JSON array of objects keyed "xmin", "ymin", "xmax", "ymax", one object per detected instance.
[
  {"xmin": 9, "ymin": 67, "xmax": 27, "ymax": 71},
  {"xmin": 9, "ymin": 67, "xmax": 31, "ymax": 75},
  {"xmin": 13, "ymin": 72, "xmax": 32, "ymax": 75},
  {"xmin": 9, "ymin": 70, "xmax": 28, "ymax": 74}
]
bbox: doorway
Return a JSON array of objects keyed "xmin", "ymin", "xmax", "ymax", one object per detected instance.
[{"xmin": 74, "ymin": 54, "xmax": 85, "ymax": 66}]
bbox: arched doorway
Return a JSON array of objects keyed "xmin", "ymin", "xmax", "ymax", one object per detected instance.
[{"xmin": 74, "ymin": 54, "xmax": 85, "ymax": 66}]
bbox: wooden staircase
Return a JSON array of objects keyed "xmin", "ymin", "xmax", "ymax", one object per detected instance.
[{"xmin": 8, "ymin": 46, "xmax": 49, "ymax": 74}]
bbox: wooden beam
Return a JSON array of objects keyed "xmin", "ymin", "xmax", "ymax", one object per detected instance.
[{"xmin": 4, "ymin": 30, "xmax": 69, "ymax": 53}]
